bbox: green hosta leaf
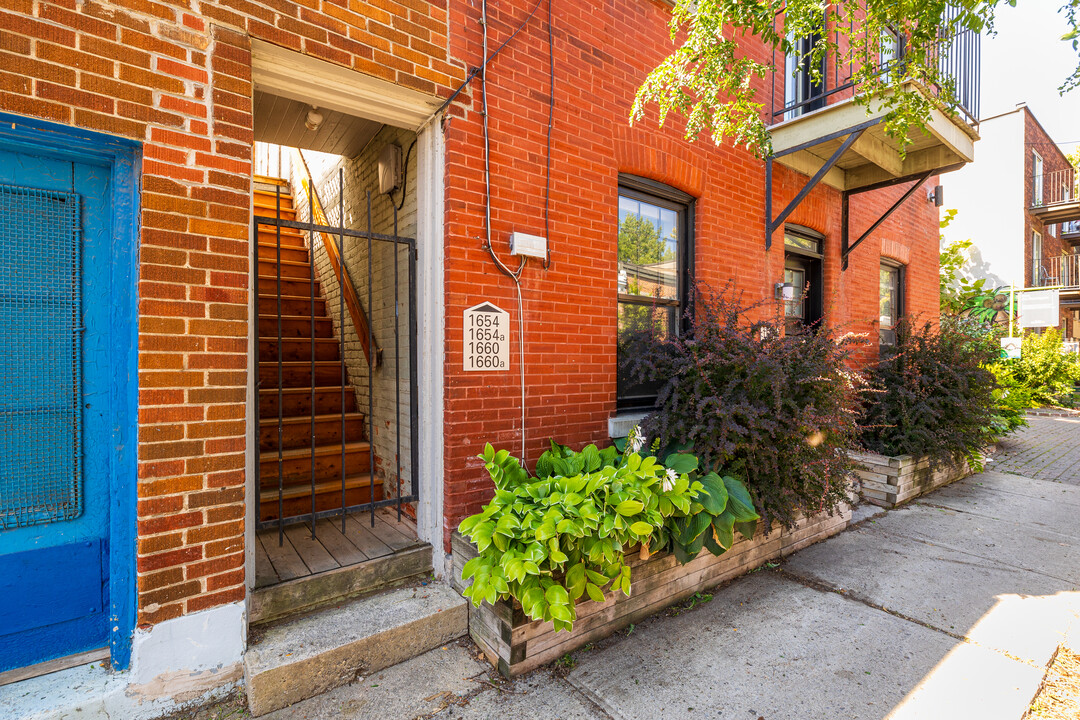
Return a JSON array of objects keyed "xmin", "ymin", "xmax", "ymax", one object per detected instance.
[
  {"xmin": 695, "ymin": 472, "xmax": 729, "ymax": 515},
  {"xmin": 626, "ymin": 453, "xmax": 641, "ymax": 472},
  {"xmin": 472, "ymin": 522, "xmax": 495, "ymax": 552},
  {"xmin": 582, "ymin": 444, "xmax": 602, "ymax": 472},
  {"xmin": 461, "ymin": 556, "xmax": 484, "ymax": 580},
  {"xmin": 550, "ymin": 603, "xmax": 573, "ymax": 623},
  {"xmin": 492, "ymin": 532, "xmax": 508, "ymax": 552},
  {"xmin": 545, "ymin": 584, "xmax": 570, "ymax": 606},
  {"xmin": 458, "ymin": 513, "xmax": 482, "ymax": 535},
  {"xmin": 703, "ymin": 529, "xmax": 727, "ymax": 557},
  {"xmin": 615, "ymin": 500, "xmax": 644, "ymax": 516},
  {"xmin": 565, "ymin": 563, "xmax": 586, "ymax": 599},
  {"xmin": 535, "ymin": 452, "xmax": 554, "ymax": 479},
  {"xmin": 585, "ymin": 582, "xmax": 606, "ymax": 603},
  {"xmin": 586, "ymin": 569, "xmax": 608, "ymax": 585},
  {"xmin": 722, "ymin": 475, "xmax": 759, "ymax": 522},
  {"xmin": 629, "ymin": 521, "xmax": 654, "ymax": 536},
  {"xmin": 663, "ymin": 452, "xmax": 698, "ymax": 474},
  {"xmin": 712, "ymin": 509, "xmax": 736, "ymax": 549},
  {"xmin": 734, "ymin": 520, "xmax": 758, "ymax": 541},
  {"xmin": 613, "ymin": 436, "xmax": 628, "ymax": 453}
]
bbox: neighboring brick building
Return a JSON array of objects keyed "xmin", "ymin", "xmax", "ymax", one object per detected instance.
[
  {"xmin": 0, "ymin": 1, "xmax": 977, "ymax": 716},
  {"xmin": 942, "ymin": 103, "xmax": 1080, "ymax": 338}
]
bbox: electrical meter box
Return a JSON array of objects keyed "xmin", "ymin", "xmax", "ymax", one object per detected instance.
[{"xmin": 509, "ymin": 232, "xmax": 547, "ymax": 259}]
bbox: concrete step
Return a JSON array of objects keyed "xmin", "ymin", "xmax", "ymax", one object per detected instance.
[{"xmin": 244, "ymin": 583, "xmax": 468, "ymax": 716}]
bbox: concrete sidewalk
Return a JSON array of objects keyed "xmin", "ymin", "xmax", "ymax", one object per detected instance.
[{"xmin": 243, "ymin": 423, "xmax": 1080, "ymax": 720}]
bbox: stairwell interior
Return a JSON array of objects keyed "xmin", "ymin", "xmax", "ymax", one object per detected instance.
[{"xmin": 250, "ymin": 105, "xmax": 427, "ymax": 626}]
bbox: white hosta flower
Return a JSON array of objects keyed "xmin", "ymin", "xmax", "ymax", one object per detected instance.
[
  {"xmin": 662, "ymin": 467, "xmax": 678, "ymax": 493},
  {"xmin": 629, "ymin": 426, "xmax": 644, "ymax": 453}
]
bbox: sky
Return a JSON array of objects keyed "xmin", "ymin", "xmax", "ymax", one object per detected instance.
[{"xmin": 982, "ymin": 0, "xmax": 1080, "ymax": 155}]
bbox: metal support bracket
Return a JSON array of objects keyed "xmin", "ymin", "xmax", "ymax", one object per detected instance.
[
  {"xmin": 765, "ymin": 129, "xmax": 864, "ymax": 249},
  {"xmin": 840, "ymin": 170, "xmax": 933, "ymax": 270}
]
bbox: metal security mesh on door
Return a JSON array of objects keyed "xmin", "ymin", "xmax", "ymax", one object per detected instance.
[{"xmin": 0, "ymin": 183, "xmax": 82, "ymax": 529}]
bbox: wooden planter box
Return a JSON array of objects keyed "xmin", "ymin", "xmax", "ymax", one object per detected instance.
[
  {"xmin": 849, "ymin": 450, "xmax": 974, "ymax": 508},
  {"xmin": 450, "ymin": 505, "xmax": 851, "ymax": 678}
]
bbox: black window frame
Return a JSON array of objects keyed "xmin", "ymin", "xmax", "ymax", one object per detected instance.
[
  {"xmin": 616, "ymin": 174, "xmax": 695, "ymax": 412},
  {"xmin": 783, "ymin": 225, "xmax": 825, "ymax": 331},
  {"xmin": 879, "ymin": 259, "xmax": 905, "ymax": 347}
]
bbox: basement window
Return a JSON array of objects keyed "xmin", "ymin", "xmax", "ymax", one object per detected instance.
[{"xmin": 616, "ymin": 175, "xmax": 694, "ymax": 411}]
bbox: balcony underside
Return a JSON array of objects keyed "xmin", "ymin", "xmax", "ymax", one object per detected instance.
[
  {"xmin": 1030, "ymin": 202, "xmax": 1080, "ymax": 226},
  {"xmin": 765, "ymin": 85, "xmax": 979, "ymax": 264},
  {"xmin": 769, "ymin": 84, "xmax": 978, "ymax": 193}
]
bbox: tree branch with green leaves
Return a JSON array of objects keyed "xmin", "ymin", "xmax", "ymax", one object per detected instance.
[{"xmin": 632, "ymin": 0, "xmax": 1079, "ymax": 157}]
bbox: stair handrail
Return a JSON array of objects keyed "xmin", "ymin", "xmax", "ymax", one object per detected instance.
[{"xmin": 293, "ymin": 148, "xmax": 381, "ymax": 367}]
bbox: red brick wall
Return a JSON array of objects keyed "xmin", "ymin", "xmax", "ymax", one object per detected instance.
[
  {"xmin": 438, "ymin": 0, "xmax": 942, "ymax": 546},
  {"xmin": 0, "ymin": 0, "xmax": 460, "ymax": 625},
  {"xmin": 1023, "ymin": 108, "xmax": 1070, "ymax": 289}
]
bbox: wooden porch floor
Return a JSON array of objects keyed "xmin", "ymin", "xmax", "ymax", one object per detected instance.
[{"xmin": 255, "ymin": 506, "xmax": 421, "ymax": 588}]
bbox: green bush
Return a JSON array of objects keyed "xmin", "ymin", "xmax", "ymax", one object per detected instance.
[
  {"xmin": 859, "ymin": 317, "xmax": 998, "ymax": 464},
  {"xmin": 1006, "ymin": 328, "xmax": 1080, "ymax": 407},
  {"xmin": 986, "ymin": 361, "xmax": 1032, "ymax": 437},
  {"xmin": 621, "ymin": 285, "xmax": 859, "ymax": 531},
  {"xmin": 458, "ymin": 440, "xmax": 757, "ymax": 632}
]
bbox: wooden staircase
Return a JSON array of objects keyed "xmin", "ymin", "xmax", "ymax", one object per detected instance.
[{"xmin": 255, "ymin": 181, "xmax": 381, "ymax": 522}]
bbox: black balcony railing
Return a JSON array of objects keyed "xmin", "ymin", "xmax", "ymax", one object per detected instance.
[
  {"xmin": 1032, "ymin": 168, "xmax": 1077, "ymax": 209},
  {"xmin": 770, "ymin": 5, "xmax": 981, "ymax": 127}
]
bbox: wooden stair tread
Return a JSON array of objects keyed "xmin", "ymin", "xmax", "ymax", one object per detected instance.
[
  {"xmin": 260, "ymin": 412, "xmax": 365, "ymax": 428},
  {"xmin": 259, "ymin": 314, "xmax": 331, "ymax": 321},
  {"xmin": 259, "ymin": 258, "xmax": 313, "ymax": 269},
  {"xmin": 259, "ymin": 474, "xmax": 376, "ymax": 503},
  {"xmin": 257, "ymin": 241, "xmax": 308, "ymax": 251},
  {"xmin": 261, "ymin": 441, "xmax": 370, "ymax": 462},
  {"xmin": 260, "ymin": 386, "xmax": 352, "ymax": 395},
  {"xmin": 257, "ymin": 294, "xmax": 328, "ymax": 303}
]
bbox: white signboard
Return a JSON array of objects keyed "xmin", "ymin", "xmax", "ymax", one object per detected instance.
[
  {"xmin": 1019, "ymin": 289, "xmax": 1060, "ymax": 328},
  {"xmin": 464, "ymin": 302, "xmax": 509, "ymax": 372},
  {"xmin": 1000, "ymin": 337, "xmax": 1022, "ymax": 360}
]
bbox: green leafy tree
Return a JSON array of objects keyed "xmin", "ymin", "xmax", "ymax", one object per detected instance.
[
  {"xmin": 634, "ymin": 1, "xmax": 1080, "ymax": 157},
  {"xmin": 618, "ymin": 215, "xmax": 674, "ymax": 265}
]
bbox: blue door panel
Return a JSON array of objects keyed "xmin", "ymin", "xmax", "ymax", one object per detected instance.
[
  {"xmin": 0, "ymin": 540, "xmax": 105, "ymax": 636},
  {"xmin": 0, "ymin": 143, "xmax": 116, "ymax": 670}
]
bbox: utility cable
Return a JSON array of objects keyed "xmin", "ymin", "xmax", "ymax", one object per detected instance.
[{"xmin": 481, "ymin": 0, "xmax": 529, "ymax": 467}]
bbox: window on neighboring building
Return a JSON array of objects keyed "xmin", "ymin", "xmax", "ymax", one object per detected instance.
[
  {"xmin": 1032, "ymin": 230, "xmax": 1043, "ymax": 285},
  {"xmin": 879, "ymin": 261, "xmax": 904, "ymax": 347},
  {"xmin": 784, "ymin": 31, "xmax": 826, "ymax": 120},
  {"xmin": 783, "ymin": 226, "xmax": 824, "ymax": 333},
  {"xmin": 1033, "ymin": 150, "xmax": 1044, "ymax": 205},
  {"xmin": 616, "ymin": 175, "xmax": 693, "ymax": 410},
  {"xmin": 879, "ymin": 26, "xmax": 903, "ymax": 77}
]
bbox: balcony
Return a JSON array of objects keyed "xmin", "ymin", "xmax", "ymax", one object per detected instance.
[
  {"xmin": 1036, "ymin": 254, "xmax": 1080, "ymax": 292},
  {"xmin": 764, "ymin": 11, "xmax": 981, "ymax": 264},
  {"xmin": 1061, "ymin": 220, "xmax": 1080, "ymax": 247},
  {"xmin": 1030, "ymin": 169, "xmax": 1080, "ymax": 225}
]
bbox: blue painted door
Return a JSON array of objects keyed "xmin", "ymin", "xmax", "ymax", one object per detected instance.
[{"xmin": 0, "ymin": 147, "xmax": 117, "ymax": 671}]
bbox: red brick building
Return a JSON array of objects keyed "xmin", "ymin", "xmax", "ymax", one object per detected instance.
[
  {"xmin": 0, "ymin": 1, "xmax": 977, "ymax": 715},
  {"xmin": 943, "ymin": 103, "xmax": 1080, "ymax": 338}
]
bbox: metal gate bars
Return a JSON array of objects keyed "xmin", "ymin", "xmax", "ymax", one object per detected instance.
[{"xmin": 252, "ymin": 168, "xmax": 419, "ymax": 544}]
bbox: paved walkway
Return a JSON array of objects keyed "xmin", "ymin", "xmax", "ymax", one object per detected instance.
[
  {"xmin": 236, "ymin": 417, "xmax": 1080, "ymax": 720},
  {"xmin": 993, "ymin": 414, "xmax": 1080, "ymax": 484}
]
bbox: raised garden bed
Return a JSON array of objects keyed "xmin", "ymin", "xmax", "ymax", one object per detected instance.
[
  {"xmin": 849, "ymin": 450, "xmax": 974, "ymax": 508},
  {"xmin": 451, "ymin": 505, "xmax": 851, "ymax": 677}
]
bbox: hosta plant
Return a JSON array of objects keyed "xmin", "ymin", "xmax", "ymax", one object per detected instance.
[{"xmin": 458, "ymin": 439, "xmax": 758, "ymax": 632}]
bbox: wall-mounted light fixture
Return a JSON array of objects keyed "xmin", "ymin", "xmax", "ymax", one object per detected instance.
[
  {"xmin": 305, "ymin": 106, "xmax": 324, "ymax": 132},
  {"xmin": 774, "ymin": 282, "xmax": 795, "ymax": 301},
  {"xmin": 927, "ymin": 184, "xmax": 944, "ymax": 207}
]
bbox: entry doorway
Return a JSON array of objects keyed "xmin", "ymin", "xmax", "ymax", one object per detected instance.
[{"xmin": 248, "ymin": 87, "xmax": 431, "ymax": 623}]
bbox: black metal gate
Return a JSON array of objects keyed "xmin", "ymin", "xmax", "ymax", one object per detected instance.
[{"xmin": 252, "ymin": 168, "xmax": 419, "ymax": 543}]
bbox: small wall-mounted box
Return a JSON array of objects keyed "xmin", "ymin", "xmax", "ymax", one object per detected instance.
[
  {"xmin": 509, "ymin": 232, "xmax": 547, "ymax": 259},
  {"xmin": 378, "ymin": 144, "xmax": 402, "ymax": 195}
]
